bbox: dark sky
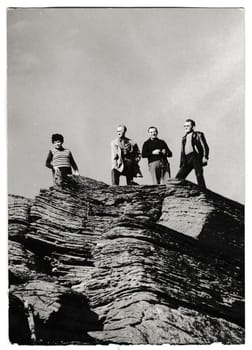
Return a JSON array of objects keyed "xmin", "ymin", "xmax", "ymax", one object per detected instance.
[{"xmin": 7, "ymin": 7, "xmax": 244, "ymax": 202}]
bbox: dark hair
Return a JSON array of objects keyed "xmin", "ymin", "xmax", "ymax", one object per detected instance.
[
  {"xmin": 185, "ymin": 119, "xmax": 196, "ymax": 127},
  {"xmin": 148, "ymin": 126, "xmax": 158, "ymax": 133},
  {"xmin": 52, "ymin": 133, "xmax": 64, "ymax": 143}
]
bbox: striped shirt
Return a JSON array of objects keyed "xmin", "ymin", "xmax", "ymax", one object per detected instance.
[
  {"xmin": 51, "ymin": 148, "xmax": 71, "ymax": 168},
  {"xmin": 45, "ymin": 148, "xmax": 78, "ymax": 170}
]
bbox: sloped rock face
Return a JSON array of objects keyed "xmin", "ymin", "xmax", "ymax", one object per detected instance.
[{"xmin": 8, "ymin": 176, "xmax": 244, "ymax": 345}]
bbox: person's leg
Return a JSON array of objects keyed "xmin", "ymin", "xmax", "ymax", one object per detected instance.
[
  {"xmin": 155, "ymin": 162, "xmax": 162, "ymax": 184},
  {"xmin": 166, "ymin": 162, "xmax": 171, "ymax": 178},
  {"xmin": 149, "ymin": 160, "xmax": 162, "ymax": 184},
  {"xmin": 53, "ymin": 167, "xmax": 69, "ymax": 186},
  {"xmin": 193, "ymin": 155, "xmax": 206, "ymax": 190},
  {"xmin": 123, "ymin": 159, "xmax": 135, "ymax": 185},
  {"xmin": 176, "ymin": 163, "xmax": 192, "ymax": 180},
  {"xmin": 53, "ymin": 168, "xmax": 62, "ymax": 186},
  {"xmin": 60, "ymin": 167, "xmax": 72, "ymax": 179},
  {"xmin": 161, "ymin": 162, "xmax": 171, "ymax": 184},
  {"xmin": 54, "ymin": 167, "xmax": 72, "ymax": 187},
  {"xmin": 134, "ymin": 163, "xmax": 143, "ymax": 177},
  {"xmin": 176, "ymin": 152, "xmax": 196, "ymax": 180},
  {"xmin": 126, "ymin": 175, "xmax": 133, "ymax": 185},
  {"xmin": 160, "ymin": 166, "xmax": 170, "ymax": 184},
  {"xmin": 111, "ymin": 169, "xmax": 120, "ymax": 185}
]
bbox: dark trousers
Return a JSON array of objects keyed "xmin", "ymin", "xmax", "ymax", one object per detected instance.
[
  {"xmin": 176, "ymin": 152, "xmax": 206, "ymax": 190},
  {"xmin": 53, "ymin": 167, "xmax": 72, "ymax": 185},
  {"xmin": 111, "ymin": 159, "xmax": 134, "ymax": 185}
]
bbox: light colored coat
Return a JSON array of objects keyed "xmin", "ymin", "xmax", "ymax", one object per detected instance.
[{"xmin": 111, "ymin": 137, "xmax": 139, "ymax": 173}]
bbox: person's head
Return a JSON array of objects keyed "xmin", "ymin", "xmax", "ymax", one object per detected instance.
[
  {"xmin": 117, "ymin": 125, "xmax": 127, "ymax": 138},
  {"xmin": 184, "ymin": 119, "xmax": 195, "ymax": 133},
  {"xmin": 148, "ymin": 126, "xmax": 158, "ymax": 140},
  {"xmin": 52, "ymin": 133, "xmax": 64, "ymax": 149}
]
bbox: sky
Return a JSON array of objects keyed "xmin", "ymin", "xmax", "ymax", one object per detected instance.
[{"xmin": 7, "ymin": 7, "xmax": 245, "ymax": 203}]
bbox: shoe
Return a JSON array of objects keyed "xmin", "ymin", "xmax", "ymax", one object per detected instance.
[{"xmin": 129, "ymin": 181, "xmax": 139, "ymax": 185}]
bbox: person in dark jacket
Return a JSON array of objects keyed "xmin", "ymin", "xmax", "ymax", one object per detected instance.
[
  {"xmin": 142, "ymin": 126, "xmax": 172, "ymax": 184},
  {"xmin": 176, "ymin": 119, "xmax": 209, "ymax": 190}
]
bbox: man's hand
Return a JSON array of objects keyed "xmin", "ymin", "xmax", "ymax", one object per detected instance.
[
  {"xmin": 202, "ymin": 157, "xmax": 208, "ymax": 166},
  {"xmin": 74, "ymin": 170, "xmax": 80, "ymax": 176},
  {"xmin": 152, "ymin": 149, "xmax": 161, "ymax": 155},
  {"xmin": 54, "ymin": 167, "xmax": 61, "ymax": 174}
]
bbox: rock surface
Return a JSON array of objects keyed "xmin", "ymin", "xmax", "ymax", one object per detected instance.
[{"xmin": 8, "ymin": 176, "xmax": 244, "ymax": 345}]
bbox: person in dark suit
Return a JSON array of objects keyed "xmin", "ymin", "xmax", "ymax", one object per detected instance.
[{"xmin": 176, "ymin": 119, "xmax": 209, "ymax": 190}]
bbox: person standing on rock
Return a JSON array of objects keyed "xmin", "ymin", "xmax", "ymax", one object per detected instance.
[
  {"xmin": 142, "ymin": 126, "xmax": 172, "ymax": 184},
  {"xmin": 111, "ymin": 125, "xmax": 142, "ymax": 185},
  {"xmin": 176, "ymin": 119, "xmax": 209, "ymax": 190},
  {"xmin": 46, "ymin": 133, "xmax": 79, "ymax": 185}
]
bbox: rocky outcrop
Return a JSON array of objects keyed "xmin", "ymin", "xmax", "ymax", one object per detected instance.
[{"xmin": 8, "ymin": 176, "xmax": 244, "ymax": 345}]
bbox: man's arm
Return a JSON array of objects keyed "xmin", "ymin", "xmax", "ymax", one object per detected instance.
[
  {"xmin": 69, "ymin": 152, "xmax": 79, "ymax": 173},
  {"xmin": 162, "ymin": 141, "xmax": 172, "ymax": 158},
  {"xmin": 199, "ymin": 132, "xmax": 209, "ymax": 159},
  {"xmin": 141, "ymin": 141, "xmax": 151, "ymax": 158},
  {"xmin": 111, "ymin": 141, "xmax": 121, "ymax": 169},
  {"xmin": 179, "ymin": 139, "xmax": 184, "ymax": 168},
  {"xmin": 45, "ymin": 151, "xmax": 53, "ymax": 170},
  {"xmin": 133, "ymin": 142, "xmax": 141, "ymax": 161},
  {"xmin": 111, "ymin": 141, "xmax": 118, "ymax": 160}
]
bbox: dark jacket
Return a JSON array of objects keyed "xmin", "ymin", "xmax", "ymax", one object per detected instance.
[
  {"xmin": 142, "ymin": 138, "xmax": 172, "ymax": 164},
  {"xmin": 180, "ymin": 131, "xmax": 209, "ymax": 167}
]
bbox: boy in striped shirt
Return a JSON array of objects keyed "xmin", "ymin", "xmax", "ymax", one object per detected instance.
[{"xmin": 46, "ymin": 133, "xmax": 79, "ymax": 185}]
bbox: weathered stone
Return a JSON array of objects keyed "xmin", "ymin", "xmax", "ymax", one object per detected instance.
[
  {"xmin": 8, "ymin": 240, "xmax": 38, "ymax": 284},
  {"xmin": 8, "ymin": 195, "xmax": 33, "ymax": 239},
  {"xmin": 159, "ymin": 181, "xmax": 244, "ymax": 262},
  {"xmin": 10, "ymin": 280, "xmax": 102, "ymax": 345},
  {"xmin": 89, "ymin": 302, "xmax": 244, "ymax": 345},
  {"xmin": 8, "ymin": 176, "xmax": 244, "ymax": 345}
]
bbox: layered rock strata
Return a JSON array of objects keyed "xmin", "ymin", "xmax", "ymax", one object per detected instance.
[{"xmin": 8, "ymin": 176, "xmax": 244, "ymax": 345}]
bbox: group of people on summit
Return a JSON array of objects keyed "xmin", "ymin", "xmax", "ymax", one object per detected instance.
[
  {"xmin": 46, "ymin": 118, "xmax": 209, "ymax": 190},
  {"xmin": 111, "ymin": 125, "xmax": 172, "ymax": 186}
]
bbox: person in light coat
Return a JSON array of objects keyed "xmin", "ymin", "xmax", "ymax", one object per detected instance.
[{"xmin": 111, "ymin": 125, "xmax": 142, "ymax": 185}]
